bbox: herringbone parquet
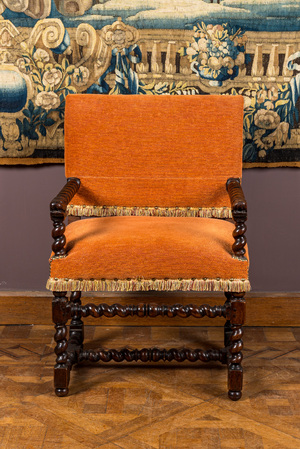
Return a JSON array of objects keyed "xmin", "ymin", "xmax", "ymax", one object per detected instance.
[{"xmin": 0, "ymin": 325, "xmax": 299, "ymax": 448}]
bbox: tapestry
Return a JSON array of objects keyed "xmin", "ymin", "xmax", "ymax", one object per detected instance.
[{"xmin": 1, "ymin": 0, "xmax": 300, "ymax": 167}]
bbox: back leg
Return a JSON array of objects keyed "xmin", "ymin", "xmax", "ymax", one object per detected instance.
[
  {"xmin": 69, "ymin": 291, "xmax": 84, "ymax": 347},
  {"xmin": 224, "ymin": 292, "xmax": 233, "ymax": 347}
]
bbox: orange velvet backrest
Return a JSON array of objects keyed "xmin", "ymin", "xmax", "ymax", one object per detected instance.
[{"xmin": 65, "ymin": 94, "xmax": 244, "ymax": 211}]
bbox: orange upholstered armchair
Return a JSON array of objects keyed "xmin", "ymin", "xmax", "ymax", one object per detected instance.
[{"xmin": 47, "ymin": 94, "xmax": 249, "ymax": 400}]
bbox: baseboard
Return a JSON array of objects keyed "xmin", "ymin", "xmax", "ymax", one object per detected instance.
[{"xmin": 1, "ymin": 291, "xmax": 299, "ymax": 326}]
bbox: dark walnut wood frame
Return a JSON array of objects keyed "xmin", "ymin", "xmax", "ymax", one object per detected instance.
[{"xmin": 50, "ymin": 177, "xmax": 247, "ymax": 401}]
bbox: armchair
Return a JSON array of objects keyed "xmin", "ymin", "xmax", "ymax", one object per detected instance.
[{"xmin": 47, "ymin": 94, "xmax": 249, "ymax": 400}]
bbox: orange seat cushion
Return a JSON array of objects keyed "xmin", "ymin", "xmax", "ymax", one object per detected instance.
[{"xmin": 47, "ymin": 217, "xmax": 250, "ymax": 292}]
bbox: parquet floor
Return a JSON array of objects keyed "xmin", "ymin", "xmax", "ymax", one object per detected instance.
[{"xmin": 0, "ymin": 325, "xmax": 299, "ymax": 448}]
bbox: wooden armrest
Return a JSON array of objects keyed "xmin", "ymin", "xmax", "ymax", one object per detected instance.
[
  {"xmin": 226, "ymin": 178, "xmax": 247, "ymax": 258},
  {"xmin": 50, "ymin": 177, "xmax": 81, "ymax": 214},
  {"xmin": 226, "ymin": 178, "xmax": 247, "ymax": 214},
  {"xmin": 50, "ymin": 178, "xmax": 80, "ymax": 257}
]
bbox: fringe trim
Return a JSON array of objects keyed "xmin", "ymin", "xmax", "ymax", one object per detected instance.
[
  {"xmin": 232, "ymin": 255, "xmax": 248, "ymax": 262},
  {"xmin": 66, "ymin": 205, "xmax": 232, "ymax": 219},
  {"xmin": 46, "ymin": 277, "xmax": 250, "ymax": 293},
  {"xmin": 50, "ymin": 255, "xmax": 67, "ymax": 260}
]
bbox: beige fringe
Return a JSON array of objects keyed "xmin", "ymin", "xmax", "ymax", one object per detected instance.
[
  {"xmin": 67, "ymin": 205, "xmax": 232, "ymax": 219},
  {"xmin": 232, "ymin": 255, "xmax": 248, "ymax": 262},
  {"xmin": 46, "ymin": 277, "xmax": 250, "ymax": 292},
  {"xmin": 50, "ymin": 255, "xmax": 67, "ymax": 260}
]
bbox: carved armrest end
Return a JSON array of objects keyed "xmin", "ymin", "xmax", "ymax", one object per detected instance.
[
  {"xmin": 226, "ymin": 178, "xmax": 247, "ymax": 214},
  {"xmin": 50, "ymin": 177, "xmax": 81, "ymax": 214}
]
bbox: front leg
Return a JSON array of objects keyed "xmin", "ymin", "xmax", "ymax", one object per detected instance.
[
  {"xmin": 53, "ymin": 292, "xmax": 71, "ymax": 397},
  {"xmin": 227, "ymin": 292, "xmax": 246, "ymax": 401}
]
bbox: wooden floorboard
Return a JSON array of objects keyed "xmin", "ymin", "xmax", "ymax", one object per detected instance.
[
  {"xmin": 0, "ymin": 324, "xmax": 299, "ymax": 448},
  {"xmin": 0, "ymin": 292, "xmax": 300, "ymax": 326}
]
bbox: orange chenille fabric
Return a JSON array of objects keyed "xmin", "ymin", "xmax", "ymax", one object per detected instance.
[
  {"xmin": 64, "ymin": 95, "xmax": 244, "ymax": 211},
  {"xmin": 49, "ymin": 216, "xmax": 249, "ymax": 287}
]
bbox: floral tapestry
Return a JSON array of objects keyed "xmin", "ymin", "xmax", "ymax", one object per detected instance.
[{"xmin": 1, "ymin": 0, "xmax": 300, "ymax": 167}]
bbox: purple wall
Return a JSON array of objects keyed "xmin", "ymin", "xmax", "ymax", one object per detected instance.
[{"xmin": 0, "ymin": 165, "xmax": 299, "ymax": 292}]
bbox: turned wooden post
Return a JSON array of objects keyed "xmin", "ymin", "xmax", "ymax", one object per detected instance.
[
  {"xmin": 224, "ymin": 292, "xmax": 233, "ymax": 347},
  {"xmin": 69, "ymin": 291, "xmax": 84, "ymax": 346},
  {"xmin": 52, "ymin": 292, "xmax": 71, "ymax": 397},
  {"xmin": 226, "ymin": 178, "xmax": 247, "ymax": 258},
  {"xmin": 50, "ymin": 177, "xmax": 81, "ymax": 257},
  {"xmin": 50, "ymin": 177, "xmax": 81, "ymax": 396},
  {"xmin": 227, "ymin": 292, "xmax": 246, "ymax": 401}
]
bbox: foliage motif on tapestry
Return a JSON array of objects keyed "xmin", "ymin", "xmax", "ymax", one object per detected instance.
[
  {"xmin": 236, "ymin": 82, "xmax": 296, "ymax": 162},
  {"xmin": 1, "ymin": 0, "xmax": 300, "ymax": 167},
  {"xmin": 180, "ymin": 22, "xmax": 248, "ymax": 87},
  {"xmin": 13, "ymin": 46, "xmax": 77, "ymax": 148}
]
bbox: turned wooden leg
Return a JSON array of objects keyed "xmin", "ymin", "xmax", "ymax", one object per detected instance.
[
  {"xmin": 53, "ymin": 292, "xmax": 70, "ymax": 397},
  {"xmin": 69, "ymin": 291, "xmax": 84, "ymax": 347},
  {"xmin": 224, "ymin": 292, "xmax": 233, "ymax": 347},
  {"xmin": 228, "ymin": 292, "xmax": 245, "ymax": 401}
]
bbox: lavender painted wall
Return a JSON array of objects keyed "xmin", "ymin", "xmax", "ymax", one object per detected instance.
[{"xmin": 0, "ymin": 165, "xmax": 299, "ymax": 292}]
